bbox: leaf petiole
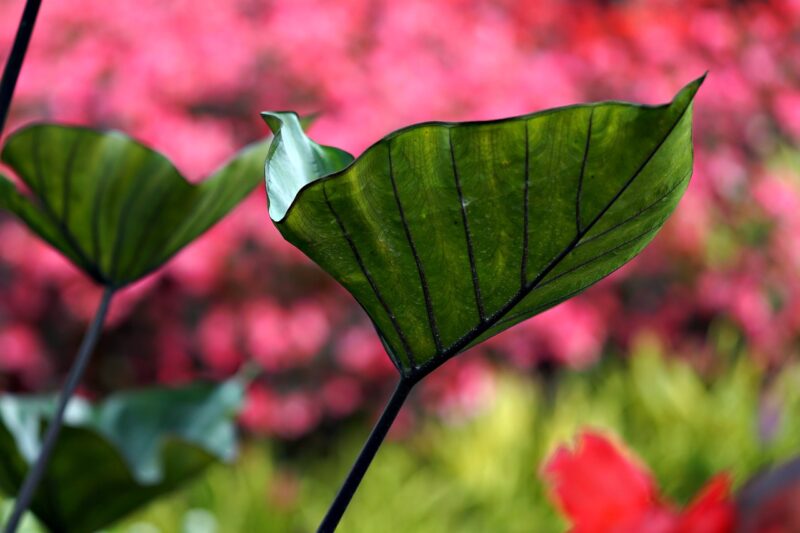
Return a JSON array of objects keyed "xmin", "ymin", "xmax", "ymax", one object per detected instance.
[
  {"xmin": 317, "ymin": 376, "xmax": 415, "ymax": 532},
  {"xmin": 3, "ymin": 287, "xmax": 115, "ymax": 533},
  {"xmin": 0, "ymin": 0, "xmax": 42, "ymax": 136}
]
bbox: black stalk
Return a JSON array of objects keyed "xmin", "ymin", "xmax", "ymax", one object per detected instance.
[
  {"xmin": 0, "ymin": 0, "xmax": 43, "ymax": 136},
  {"xmin": 3, "ymin": 287, "xmax": 115, "ymax": 533},
  {"xmin": 317, "ymin": 377, "xmax": 414, "ymax": 532}
]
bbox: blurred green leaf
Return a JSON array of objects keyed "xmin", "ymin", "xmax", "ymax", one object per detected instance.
[
  {"xmin": 0, "ymin": 379, "xmax": 243, "ymax": 533},
  {"xmin": 0, "ymin": 125, "xmax": 269, "ymax": 286},
  {"xmin": 262, "ymin": 76, "xmax": 704, "ymax": 376}
]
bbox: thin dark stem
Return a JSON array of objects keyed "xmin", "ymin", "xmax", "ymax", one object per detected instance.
[
  {"xmin": 3, "ymin": 287, "xmax": 115, "ymax": 533},
  {"xmin": 0, "ymin": 0, "xmax": 43, "ymax": 136},
  {"xmin": 317, "ymin": 377, "xmax": 414, "ymax": 533}
]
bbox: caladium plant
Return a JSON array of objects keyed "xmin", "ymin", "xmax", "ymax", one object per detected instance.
[
  {"xmin": 0, "ymin": 124, "xmax": 269, "ymax": 531},
  {"xmin": 262, "ymin": 75, "xmax": 704, "ymax": 531}
]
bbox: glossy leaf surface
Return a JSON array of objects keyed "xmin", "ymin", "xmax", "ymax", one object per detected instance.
[
  {"xmin": 263, "ymin": 77, "xmax": 704, "ymax": 377},
  {"xmin": 0, "ymin": 380, "xmax": 243, "ymax": 533},
  {"xmin": 0, "ymin": 125, "xmax": 268, "ymax": 286}
]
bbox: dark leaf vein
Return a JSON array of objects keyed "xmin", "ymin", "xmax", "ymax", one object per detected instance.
[
  {"xmin": 109, "ymin": 159, "xmax": 163, "ymax": 280},
  {"xmin": 30, "ymin": 129, "xmax": 99, "ymax": 280},
  {"xmin": 119, "ymin": 180, "xmax": 176, "ymax": 283},
  {"xmin": 90, "ymin": 148, "xmax": 119, "ymax": 274},
  {"xmin": 538, "ymin": 224, "xmax": 661, "ymax": 290},
  {"xmin": 496, "ymin": 284, "xmax": 594, "ymax": 330},
  {"xmin": 576, "ymin": 170, "xmax": 690, "ymax": 249},
  {"xmin": 322, "ymin": 183, "xmax": 416, "ymax": 369},
  {"xmin": 387, "ymin": 142, "xmax": 443, "ymax": 355},
  {"xmin": 576, "ymin": 109, "xmax": 594, "ymax": 232},
  {"xmin": 449, "ymin": 129, "xmax": 486, "ymax": 322},
  {"xmin": 61, "ymin": 134, "xmax": 81, "ymax": 228}
]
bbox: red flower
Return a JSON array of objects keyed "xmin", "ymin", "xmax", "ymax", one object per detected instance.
[{"xmin": 542, "ymin": 430, "xmax": 736, "ymax": 533}]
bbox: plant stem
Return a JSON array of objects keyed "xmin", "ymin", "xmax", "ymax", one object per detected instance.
[
  {"xmin": 3, "ymin": 287, "xmax": 115, "ymax": 533},
  {"xmin": 317, "ymin": 377, "xmax": 414, "ymax": 533},
  {"xmin": 0, "ymin": 0, "xmax": 42, "ymax": 136}
]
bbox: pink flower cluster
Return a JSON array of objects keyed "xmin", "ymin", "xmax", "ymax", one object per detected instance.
[{"xmin": 1, "ymin": 0, "xmax": 798, "ymax": 437}]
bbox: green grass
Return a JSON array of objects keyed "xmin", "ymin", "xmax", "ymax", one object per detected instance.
[{"xmin": 6, "ymin": 337, "xmax": 800, "ymax": 532}]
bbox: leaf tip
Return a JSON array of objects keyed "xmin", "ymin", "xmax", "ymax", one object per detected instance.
[
  {"xmin": 260, "ymin": 111, "xmax": 298, "ymax": 135},
  {"xmin": 668, "ymin": 72, "xmax": 707, "ymax": 109},
  {"xmin": 680, "ymin": 72, "xmax": 708, "ymax": 100},
  {"xmin": 693, "ymin": 71, "xmax": 709, "ymax": 92}
]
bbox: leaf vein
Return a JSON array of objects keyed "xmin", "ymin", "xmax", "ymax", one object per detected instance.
[
  {"xmin": 495, "ymin": 284, "xmax": 594, "ymax": 330},
  {"xmin": 576, "ymin": 109, "xmax": 594, "ymax": 233},
  {"xmin": 538, "ymin": 224, "xmax": 660, "ymax": 290},
  {"xmin": 322, "ymin": 183, "xmax": 416, "ymax": 370},
  {"xmin": 109, "ymin": 159, "xmax": 163, "ymax": 281},
  {"xmin": 387, "ymin": 142, "xmax": 443, "ymax": 355},
  {"xmin": 30, "ymin": 129, "xmax": 101, "ymax": 281},
  {"xmin": 449, "ymin": 129, "xmax": 486, "ymax": 323},
  {"xmin": 90, "ymin": 148, "xmax": 120, "ymax": 275},
  {"xmin": 61, "ymin": 134, "xmax": 81, "ymax": 228},
  {"xmin": 117, "ymin": 180, "xmax": 176, "ymax": 283},
  {"xmin": 576, "ymin": 169, "xmax": 690, "ymax": 249},
  {"xmin": 520, "ymin": 121, "xmax": 530, "ymax": 288}
]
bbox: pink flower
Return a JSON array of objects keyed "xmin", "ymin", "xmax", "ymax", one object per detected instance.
[
  {"xmin": 421, "ymin": 357, "xmax": 495, "ymax": 419},
  {"xmin": 155, "ymin": 327, "xmax": 193, "ymax": 384},
  {"xmin": 244, "ymin": 301, "xmax": 293, "ymax": 371},
  {"xmin": 198, "ymin": 306, "xmax": 242, "ymax": 374},
  {"xmin": 320, "ymin": 376, "xmax": 362, "ymax": 418},
  {"xmin": 0, "ymin": 324, "xmax": 48, "ymax": 385},
  {"xmin": 774, "ymin": 89, "xmax": 800, "ymax": 141},
  {"xmin": 753, "ymin": 175, "xmax": 800, "ymax": 223},
  {"xmin": 285, "ymin": 301, "xmax": 330, "ymax": 362},
  {"xmin": 335, "ymin": 326, "xmax": 396, "ymax": 378},
  {"xmin": 240, "ymin": 385, "xmax": 321, "ymax": 439},
  {"xmin": 490, "ymin": 299, "xmax": 605, "ymax": 369}
]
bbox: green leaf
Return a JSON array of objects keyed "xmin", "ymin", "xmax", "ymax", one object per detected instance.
[
  {"xmin": 0, "ymin": 125, "xmax": 269, "ymax": 286},
  {"xmin": 0, "ymin": 379, "xmax": 243, "ymax": 533},
  {"xmin": 263, "ymin": 76, "xmax": 704, "ymax": 377}
]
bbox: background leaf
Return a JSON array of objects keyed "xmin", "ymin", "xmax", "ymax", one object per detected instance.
[
  {"xmin": 0, "ymin": 379, "xmax": 243, "ymax": 533},
  {"xmin": 263, "ymin": 77, "xmax": 704, "ymax": 376},
  {"xmin": 0, "ymin": 125, "xmax": 269, "ymax": 286}
]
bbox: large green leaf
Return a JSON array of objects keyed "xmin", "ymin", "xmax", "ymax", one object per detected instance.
[
  {"xmin": 0, "ymin": 379, "xmax": 243, "ymax": 533},
  {"xmin": 0, "ymin": 125, "xmax": 269, "ymax": 286},
  {"xmin": 263, "ymin": 76, "xmax": 704, "ymax": 378}
]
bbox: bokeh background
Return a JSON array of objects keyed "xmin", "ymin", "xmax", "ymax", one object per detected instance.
[{"xmin": 1, "ymin": 0, "xmax": 800, "ymax": 531}]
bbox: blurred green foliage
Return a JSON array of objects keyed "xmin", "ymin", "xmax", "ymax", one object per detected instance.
[{"xmin": 5, "ymin": 337, "xmax": 800, "ymax": 532}]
